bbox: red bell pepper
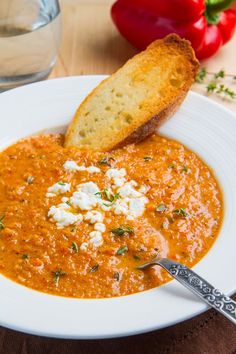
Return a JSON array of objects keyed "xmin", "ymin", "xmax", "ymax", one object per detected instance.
[
  {"xmin": 111, "ymin": 0, "xmax": 236, "ymax": 60},
  {"xmin": 126, "ymin": 0, "xmax": 205, "ymax": 21}
]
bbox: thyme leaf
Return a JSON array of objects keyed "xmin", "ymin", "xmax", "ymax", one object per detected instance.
[
  {"xmin": 90, "ymin": 264, "xmax": 99, "ymax": 273},
  {"xmin": 117, "ymin": 245, "xmax": 128, "ymax": 255},
  {"xmin": 22, "ymin": 253, "xmax": 29, "ymax": 260},
  {"xmin": 214, "ymin": 69, "xmax": 225, "ymax": 79},
  {"xmin": 143, "ymin": 156, "xmax": 152, "ymax": 161},
  {"xmin": 26, "ymin": 176, "xmax": 34, "ymax": 184},
  {"xmin": 52, "ymin": 269, "xmax": 66, "ymax": 285},
  {"xmin": 206, "ymin": 82, "xmax": 217, "ymax": 93},
  {"xmin": 71, "ymin": 225, "xmax": 77, "ymax": 233},
  {"xmin": 0, "ymin": 214, "xmax": 5, "ymax": 230},
  {"xmin": 173, "ymin": 208, "xmax": 188, "ymax": 217},
  {"xmin": 70, "ymin": 241, "xmax": 78, "ymax": 253},
  {"xmin": 98, "ymin": 189, "xmax": 120, "ymax": 206},
  {"xmin": 111, "ymin": 226, "xmax": 134, "ymax": 236},
  {"xmin": 98, "ymin": 157, "xmax": 115, "ymax": 166},
  {"xmin": 156, "ymin": 204, "xmax": 167, "ymax": 213},
  {"xmin": 195, "ymin": 67, "xmax": 206, "ymax": 82},
  {"xmin": 114, "ymin": 272, "xmax": 120, "ymax": 281},
  {"xmin": 133, "ymin": 255, "xmax": 141, "ymax": 261}
]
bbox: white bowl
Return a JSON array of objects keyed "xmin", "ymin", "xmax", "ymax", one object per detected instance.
[{"xmin": 0, "ymin": 76, "xmax": 235, "ymax": 339}]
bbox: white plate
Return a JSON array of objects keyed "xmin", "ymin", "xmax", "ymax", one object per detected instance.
[{"xmin": 0, "ymin": 76, "xmax": 235, "ymax": 339}]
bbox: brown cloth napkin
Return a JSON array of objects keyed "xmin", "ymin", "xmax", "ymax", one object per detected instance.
[{"xmin": 1, "ymin": 294, "xmax": 236, "ymax": 354}]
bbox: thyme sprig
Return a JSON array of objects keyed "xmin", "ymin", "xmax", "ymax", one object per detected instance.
[
  {"xmin": 206, "ymin": 83, "xmax": 235, "ymax": 98},
  {"xmin": 195, "ymin": 68, "xmax": 236, "ymax": 100}
]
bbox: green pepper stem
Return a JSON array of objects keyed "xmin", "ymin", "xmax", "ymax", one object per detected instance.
[{"xmin": 206, "ymin": 0, "xmax": 236, "ymax": 14}]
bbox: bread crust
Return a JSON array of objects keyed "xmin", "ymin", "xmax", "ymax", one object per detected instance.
[{"xmin": 116, "ymin": 91, "xmax": 186, "ymax": 148}]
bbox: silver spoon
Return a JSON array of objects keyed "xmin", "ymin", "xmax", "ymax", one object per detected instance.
[{"xmin": 137, "ymin": 257, "xmax": 236, "ymax": 324}]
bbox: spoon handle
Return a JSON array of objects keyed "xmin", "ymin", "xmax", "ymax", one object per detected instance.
[{"xmin": 158, "ymin": 258, "xmax": 236, "ymax": 325}]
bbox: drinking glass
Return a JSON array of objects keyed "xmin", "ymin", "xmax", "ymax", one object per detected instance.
[{"xmin": 0, "ymin": 0, "xmax": 61, "ymax": 91}]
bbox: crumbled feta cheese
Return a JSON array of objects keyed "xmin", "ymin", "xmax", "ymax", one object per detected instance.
[
  {"xmin": 139, "ymin": 185, "xmax": 149, "ymax": 194},
  {"xmin": 94, "ymin": 222, "xmax": 106, "ymax": 232},
  {"xmin": 48, "ymin": 205, "xmax": 82, "ymax": 228},
  {"xmin": 78, "ymin": 182, "xmax": 100, "ymax": 195},
  {"xmin": 130, "ymin": 180, "xmax": 138, "ymax": 187},
  {"xmin": 57, "ymin": 202, "xmax": 70, "ymax": 210},
  {"xmin": 46, "ymin": 192, "xmax": 56, "ymax": 198},
  {"xmin": 70, "ymin": 191, "xmax": 98, "ymax": 210},
  {"xmin": 113, "ymin": 198, "xmax": 130, "ymax": 215},
  {"xmin": 87, "ymin": 166, "xmax": 101, "ymax": 173},
  {"xmin": 126, "ymin": 214, "xmax": 134, "ymax": 221},
  {"xmin": 118, "ymin": 182, "xmax": 142, "ymax": 198},
  {"xmin": 47, "ymin": 163, "xmax": 149, "ymax": 230},
  {"xmin": 47, "ymin": 182, "xmax": 71, "ymax": 196},
  {"xmin": 128, "ymin": 196, "xmax": 148, "ymax": 217},
  {"xmin": 61, "ymin": 197, "xmax": 69, "ymax": 203},
  {"xmin": 77, "ymin": 165, "xmax": 87, "ymax": 171},
  {"xmin": 105, "ymin": 168, "xmax": 126, "ymax": 179},
  {"xmin": 69, "ymin": 182, "xmax": 101, "ymax": 210},
  {"xmin": 63, "ymin": 160, "xmax": 79, "ymax": 171},
  {"xmin": 113, "ymin": 177, "xmax": 126, "ymax": 187},
  {"xmin": 64, "ymin": 161, "xmax": 100, "ymax": 174},
  {"xmin": 84, "ymin": 210, "xmax": 104, "ymax": 224},
  {"xmin": 89, "ymin": 231, "xmax": 103, "ymax": 248}
]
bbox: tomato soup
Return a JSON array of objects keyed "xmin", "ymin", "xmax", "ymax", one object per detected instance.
[{"xmin": 0, "ymin": 134, "xmax": 223, "ymax": 298}]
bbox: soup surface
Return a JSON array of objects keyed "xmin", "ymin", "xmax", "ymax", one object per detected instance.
[{"xmin": 0, "ymin": 134, "xmax": 222, "ymax": 298}]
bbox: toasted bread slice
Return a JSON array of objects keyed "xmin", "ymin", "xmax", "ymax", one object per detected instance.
[{"xmin": 65, "ymin": 34, "xmax": 199, "ymax": 151}]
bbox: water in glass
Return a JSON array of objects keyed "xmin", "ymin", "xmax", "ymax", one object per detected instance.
[{"xmin": 0, "ymin": 0, "xmax": 61, "ymax": 91}]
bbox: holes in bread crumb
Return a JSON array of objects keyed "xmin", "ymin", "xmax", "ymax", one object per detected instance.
[
  {"xmin": 170, "ymin": 78, "xmax": 182, "ymax": 88},
  {"xmin": 116, "ymin": 92, "xmax": 123, "ymax": 98},
  {"xmin": 176, "ymin": 67, "xmax": 184, "ymax": 75},
  {"xmin": 105, "ymin": 106, "xmax": 111, "ymax": 111},
  {"xmin": 114, "ymin": 111, "xmax": 121, "ymax": 120},
  {"xmin": 79, "ymin": 130, "xmax": 86, "ymax": 137},
  {"xmin": 122, "ymin": 113, "xmax": 133, "ymax": 124},
  {"xmin": 85, "ymin": 112, "xmax": 90, "ymax": 116},
  {"xmin": 138, "ymin": 104, "xmax": 143, "ymax": 110}
]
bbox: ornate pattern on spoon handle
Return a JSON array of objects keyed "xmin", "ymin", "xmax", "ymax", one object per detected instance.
[{"xmin": 158, "ymin": 258, "xmax": 236, "ymax": 325}]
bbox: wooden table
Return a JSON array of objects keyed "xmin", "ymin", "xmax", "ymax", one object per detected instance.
[{"xmin": 50, "ymin": 0, "xmax": 236, "ymax": 112}]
